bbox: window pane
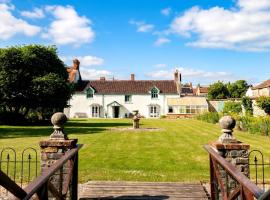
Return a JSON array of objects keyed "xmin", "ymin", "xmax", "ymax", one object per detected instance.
[
  {"xmin": 151, "ymin": 88, "xmax": 158, "ymax": 99},
  {"xmin": 179, "ymin": 106, "xmax": 185, "ymax": 114},
  {"xmin": 87, "ymin": 88, "xmax": 93, "ymax": 98}
]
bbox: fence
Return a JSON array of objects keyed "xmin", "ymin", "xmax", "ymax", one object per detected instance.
[
  {"xmin": 0, "ymin": 144, "xmax": 82, "ymax": 199},
  {"xmin": 0, "ymin": 147, "xmax": 39, "ymax": 188},
  {"xmin": 248, "ymin": 149, "xmax": 270, "ymax": 192}
]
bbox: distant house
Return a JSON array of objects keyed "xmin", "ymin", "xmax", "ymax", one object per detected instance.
[
  {"xmin": 250, "ymin": 79, "xmax": 270, "ymax": 97},
  {"xmin": 245, "ymin": 79, "xmax": 270, "ymax": 116},
  {"xmin": 194, "ymin": 85, "xmax": 209, "ymax": 97},
  {"xmin": 181, "ymin": 83, "xmax": 194, "ymax": 96}
]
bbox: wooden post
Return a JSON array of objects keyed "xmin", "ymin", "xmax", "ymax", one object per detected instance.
[{"xmin": 70, "ymin": 152, "xmax": 78, "ymax": 200}]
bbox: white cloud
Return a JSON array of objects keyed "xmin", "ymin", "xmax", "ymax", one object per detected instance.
[
  {"xmin": 161, "ymin": 7, "xmax": 172, "ymax": 16},
  {"xmin": 170, "ymin": 0, "xmax": 270, "ymax": 51},
  {"xmin": 154, "ymin": 37, "xmax": 171, "ymax": 46},
  {"xmin": 155, "ymin": 63, "xmax": 167, "ymax": 68},
  {"xmin": 61, "ymin": 55, "xmax": 104, "ymax": 68},
  {"xmin": 42, "ymin": 5, "xmax": 94, "ymax": 46},
  {"xmin": 129, "ymin": 20, "xmax": 154, "ymax": 33},
  {"xmin": 20, "ymin": 8, "xmax": 45, "ymax": 19},
  {"xmin": 237, "ymin": 0, "xmax": 270, "ymax": 11},
  {"xmin": 76, "ymin": 56, "xmax": 104, "ymax": 67},
  {"xmin": 0, "ymin": 3, "xmax": 41, "ymax": 40},
  {"xmin": 146, "ymin": 67, "xmax": 233, "ymax": 83},
  {"xmin": 80, "ymin": 69, "xmax": 112, "ymax": 80}
]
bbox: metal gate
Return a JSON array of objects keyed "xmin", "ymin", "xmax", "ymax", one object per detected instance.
[{"xmin": 0, "ymin": 147, "xmax": 39, "ymax": 187}]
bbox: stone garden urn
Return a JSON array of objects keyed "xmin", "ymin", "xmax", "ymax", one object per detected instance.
[{"xmin": 133, "ymin": 110, "xmax": 140, "ymax": 129}]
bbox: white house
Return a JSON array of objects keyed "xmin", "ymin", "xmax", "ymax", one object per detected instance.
[
  {"xmin": 245, "ymin": 79, "xmax": 270, "ymax": 116},
  {"xmin": 65, "ymin": 60, "xmax": 181, "ymax": 118}
]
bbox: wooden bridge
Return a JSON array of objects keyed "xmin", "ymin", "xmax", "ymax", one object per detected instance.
[{"xmin": 79, "ymin": 181, "xmax": 209, "ymax": 199}]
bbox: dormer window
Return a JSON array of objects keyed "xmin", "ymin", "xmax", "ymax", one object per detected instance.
[
  {"xmin": 151, "ymin": 87, "xmax": 159, "ymax": 99},
  {"xmin": 86, "ymin": 87, "xmax": 94, "ymax": 99}
]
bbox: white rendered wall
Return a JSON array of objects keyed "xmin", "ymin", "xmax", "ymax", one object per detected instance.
[{"xmin": 68, "ymin": 93, "xmax": 179, "ymax": 118}]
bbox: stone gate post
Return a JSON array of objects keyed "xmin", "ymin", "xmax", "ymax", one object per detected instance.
[
  {"xmin": 209, "ymin": 115, "xmax": 250, "ymax": 178},
  {"xmin": 39, "ymin": 112, "xmax": 77, "ymax": 197}
]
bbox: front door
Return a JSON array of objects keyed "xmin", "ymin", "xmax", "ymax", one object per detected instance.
[{"xmin": 113, "ymin": 106, "xmax": 120, "ymax": 118}]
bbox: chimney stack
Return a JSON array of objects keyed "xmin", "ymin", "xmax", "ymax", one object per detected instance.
[
  {"xmin": 100, "ymin": 77, "xmax": 106, "ymax": 81},
  {"xmin": 174, "ymin": 70, "xmax": 182, "ymax": 96},
  {"xmin": 73, "ymin": 59, "xmax": 80, "ymax": 70},
  {"xmin": 174, "ymin": 70, "xmax": 179, "ymax": 83},
  {"xmin": 131, "ymin": 74, "xmax": 135, "ymax": 81}
]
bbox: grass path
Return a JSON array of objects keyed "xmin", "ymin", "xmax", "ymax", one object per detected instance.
[{"xmin": 0, "ymin": 118, "xmax": 269, "ymax": 182}]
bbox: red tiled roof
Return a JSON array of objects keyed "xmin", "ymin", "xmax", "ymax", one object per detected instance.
[
  {"xmin": 199, "ymin": 87, "xmax": 208, "ymax": 93},
  {"xmin": 76, "ymin": 80, "xmax": 178, "ymax": 94},
  {"xmin": 252, "ymin": 79, "xmax": 270, "ymax": 90}
]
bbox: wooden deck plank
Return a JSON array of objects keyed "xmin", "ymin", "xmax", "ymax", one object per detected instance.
[{"xmin": 79, "ymin": 181, "xmax": 209, "ymax": 200}]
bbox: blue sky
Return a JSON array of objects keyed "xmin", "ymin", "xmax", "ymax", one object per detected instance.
[{"xmin": 0, "ymin": 0, "xmax": 269, "ymax": 85}]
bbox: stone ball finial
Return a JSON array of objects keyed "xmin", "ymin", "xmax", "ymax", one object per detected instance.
[
  {"xmin": 51, "ymin": 112, "xmax": 67, "ymax": 129},
  {"xmin": 219, "ymin": 115, "xmax": 236, "ymax": 132},
  {"xmin": 50, "ymin": 112, "xmax": 68, "ymax": 140},
  {"xmin": 218, "ymin": 115, "xmax": 237, "ymax": 144}
]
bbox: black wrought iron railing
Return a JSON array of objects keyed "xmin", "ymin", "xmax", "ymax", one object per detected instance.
[{"xmin": 0, "ymin": 144, "xmax": 82, "ymax": 200}]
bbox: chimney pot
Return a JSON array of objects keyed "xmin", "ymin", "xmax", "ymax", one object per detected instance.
[{"xmin": 131, "ymin": 74, "xmax": 135, "ymax": 81}]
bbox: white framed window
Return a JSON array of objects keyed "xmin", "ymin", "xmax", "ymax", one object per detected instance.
[
  {"xmin": 151, "ymin": 87, "xmax": 159, "ymax": 99},
  {"xmin": 178, "ymin": 105, "xmax": 208, "ymax": 114},
  {"xmin": 149, "ymin": 105, "xmax": 159, "ymax": 117},
  {"xmin": 86, "ymin": 88, "xmax": 94, "ymax": 99},
  {"xmin": 91, "ymin": 106, "xmax": 100, "ymax": 117},
  {"xmin": 125, "ymin": 95, "xmax": 132, "ymax": 103}
]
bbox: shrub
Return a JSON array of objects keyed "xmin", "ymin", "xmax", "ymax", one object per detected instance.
[
  {"xmin": 223, "ymin": 101, "xmax": 242, "ymax": 114},
  {"xmin": 256, "ymin": 96, "xmax": 270, "ymax": 115},
  {"xmin": 249, "ymin": 117, "xmax": 270, "ymax": 136},
  {"xmin": 196, "ymin": 112, "xmax": 220, "ymax": 124},
  {"xmin": 259, "ymin": 118, "xmax": 270, "ymax": 135},
  {"xmin": 242, "ymin": 96, "xmax": 253, "ymax": 115},
  {"xmin": 237, "ymin": 116, "xmax": 270, "ymax": 135},
  {"xmin": 237, "ymin": 116, "xmax": 252, "ymax": 131},
  {"xmin": 0, "ymin": 111, "xmax": 27, "ymax": 125}
]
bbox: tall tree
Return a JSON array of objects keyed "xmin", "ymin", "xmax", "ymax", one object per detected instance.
[
  {"xmin": 0, "ymin": 45, "xmax": 73, "ymax": 122},
  {"xmin": 207, "ymin": 81, "xmax": 229, "ymax": 100},
  {"xmin": 227, "ymin": 80, "xmax": 249, "ymax": 98}
]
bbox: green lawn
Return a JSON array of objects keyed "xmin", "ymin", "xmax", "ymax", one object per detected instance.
[{"xmin": 0, "ymin": 118, "xmax": 270, "ymax": 183}]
